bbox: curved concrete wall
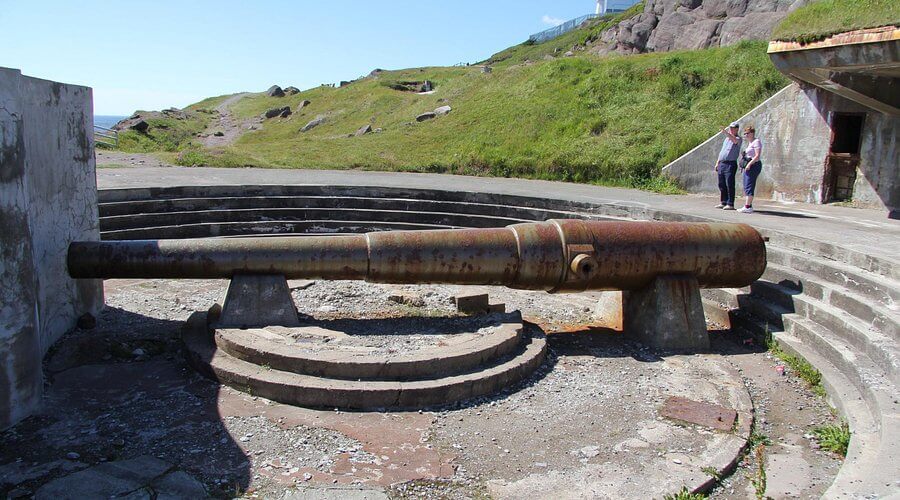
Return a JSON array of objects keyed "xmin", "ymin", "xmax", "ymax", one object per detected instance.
[{"xmin": 0, "ymin": 68, "xmax": 103, "ymax": 430}]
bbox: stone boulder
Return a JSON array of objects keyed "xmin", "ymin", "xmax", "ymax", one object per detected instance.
[
  {"xmin": 267, "ymin": 85, "xmax": 285, "ymax": 97},
  {"xmin": 434, "ymin": 105, "xmax": 452, "ymax": 116},
  {"xmin": 297, "ymin": 100, "xmax": 312, "ymax": 110},
  {"xmin": 284, "ymin": 86, "xmax": 300, "ymax": 95},
  {"xmin": 263, "ymin": 107, "xmax": 287, "ymax": 119},
  {"xmin": 355, "ymin": 124, "xmax": 373, "ymax": 136},
  {"xmin": 416, "ymin": 112, "xmax": 436, "ymax": 122},
  {"xmin": 591, "ymin": 0, "xmax": 805, "ymax": 55},
  {"xmin": 301, "ymin": 116, "xmax": 326, "ymax": 132},
  {"xmin": 718, "ymin": 11, "xmax": 787, "ymax": 45}
]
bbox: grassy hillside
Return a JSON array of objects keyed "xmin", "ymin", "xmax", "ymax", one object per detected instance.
[
  {"xmin": 772, "ymin": 0, "xmax": 900, "ymax": 43},
  {"xmin": 117, "ymin": 25, "xmax": 788, "ymax": 191}
]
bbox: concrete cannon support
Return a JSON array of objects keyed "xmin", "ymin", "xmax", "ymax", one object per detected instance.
[
  {"xmin": 623, "ymin": 275, "xmax": 709, "ymax": 351},
  {"xmin": 218, "ymin": 275, "xmax": 300, "ymax": 329}
]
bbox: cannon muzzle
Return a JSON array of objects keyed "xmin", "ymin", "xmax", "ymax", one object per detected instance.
[{"xmin": 67, "ymin": 220, "xmax": 766, "ymax": 291}]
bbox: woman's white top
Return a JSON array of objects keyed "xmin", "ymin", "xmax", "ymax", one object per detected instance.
[{"xmin": 744, "ymin": 138, "xmax": 762, "ymax": 160}]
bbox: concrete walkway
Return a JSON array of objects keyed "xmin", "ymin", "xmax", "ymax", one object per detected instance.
[{"xmin": 96, "ymin": 166, "xmax": 900, "ymax": 264}]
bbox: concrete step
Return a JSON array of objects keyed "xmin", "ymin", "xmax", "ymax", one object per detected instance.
[
  {"xmin": 99, "ymin": 207, "xmax": 531, "ymax": 232},
  {"xmin": 730, "ymin": 313, "xmax": 900, "ymax": 498},
  {"xmin": 98, "ymin": 195, "xmax": 590, "ymax": 222},
  {"xmin": 761, "ymin": 263, "xmax": 899, "ymax": 338},
  {"xmin": 182, "ymin": 313, "xmax": 548, "ymax": 410},
  {"xmin": 759, "ymin": 329, "xmax": 899, "ymax": 499},
  {"xmin": 763, "ymin": 230, "xmax": 899, "ymax": 282},
  {"xmin": 766, "ymin": 246, "xmax": 899, "ymax": 308},
  {"xmin": 101, "ymin": 220, "xmax": 459, "ymax": 240},
  {"xmin": 709, "ymin": 287, "xmax": 900, "ymax": 387},
  {"xmin": 214, "ymin": 316, "xmax": 525, "ymax": 381}
]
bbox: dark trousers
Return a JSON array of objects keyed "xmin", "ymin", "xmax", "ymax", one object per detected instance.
[{"xmin": 717, "ymin": 161, "xmax": 737, "ymax": 206}]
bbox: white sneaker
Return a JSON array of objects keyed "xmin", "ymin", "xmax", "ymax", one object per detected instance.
[
  {"xmin": 722, "ymin": 205, "xmax": 735, "ymax": 211},
  {"xmin": 715, "ymin": 203, "xmax": 725, "ymax": 209},
  {"xmin": 737, "ymin": 206, "xmax": 754, "ymax": 214}
]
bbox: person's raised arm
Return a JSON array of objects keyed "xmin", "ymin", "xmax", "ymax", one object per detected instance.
[{"xmin": 722, "ymin": 126, "xmax": 739, "ymax": 144}]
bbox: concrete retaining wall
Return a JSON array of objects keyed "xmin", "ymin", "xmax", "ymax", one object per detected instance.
[
  {"xmin": 662, "ymin": 82, "xmax": 899, "ymax": 214},
  {"xmin": 0, "ymin": 67, "xmax": 103, "ymax": 430}
]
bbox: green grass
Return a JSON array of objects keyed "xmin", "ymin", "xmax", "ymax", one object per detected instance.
[
  {"xmin": 772, "ymin": 0, "xmax": 900, "ymax": 43},
  {"xmin": 114, "ymin": 17, "xmax": 787, "ymax": 191},
  {"xmin": 197, "ymin": 40, "xmax": 786, "ymax": 190},
  {"xmin": 482, "ymin": 3, "xmax": 645, "ymax": 68},
  {"xmin": 812, "ymin": 422, "xmax": 851, "ymax": 457},
  {"xmin": 663, "ymin": 487, "xmax": 705, "ymax": 500},
  {"xmin": 766, "ymin": 334, "xmax": 826, "ymax": 398}
]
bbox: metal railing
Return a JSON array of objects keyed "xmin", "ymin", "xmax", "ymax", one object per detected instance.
[
  {"xmin": 94, "ymin": 125, "xmax": 118, "ymax": 148},
  {"xmin": 529, "ymin": 14, "xmax": 600, "ymax": 44},
  {"xmin": 527, "ymin": 2, "xmax": 642, "ymax": 44}
]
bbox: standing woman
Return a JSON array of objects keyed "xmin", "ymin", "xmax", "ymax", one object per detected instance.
[{"xmin": 738, "ymin": 126, "xmax": 762, "ymax": 214}]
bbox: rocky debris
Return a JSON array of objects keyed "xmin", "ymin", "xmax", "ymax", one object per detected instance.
[
  {"xmin": 160, "ymin": 107, "xmax": 189, "ymax": 120},
  {"xmin": 388, "ymin": 293, "xmax": 426, "ymax": 307},
  {"xmin": 434, "ymin": 105, "xmax": 452, "ymax": 116},
  {"xmin": 415, "ymin": 111, "xmax": 436, "ymax": 122},
  {"xmin": 594, "ymin": 0, "xmax": 806, "ymax": 55},
  {"xmin": 281, "ymin": 485, "xmax": 389, "ymax": 499},
  {"xmin": 369, "ymin": 68, "xmax": 384, "ymax": 77},
  {"xmin": 284, "ymin": 86, "xmax": 301, "ymax": 95},
  {"xmin": 34, "ymin": 456, "xmax": 205, "ymax": 500},
  {"xmin": 264, "ymin": 106, "xmax": 292, "ymax": 119},
  {"xmin": 115, "ymin": 117, "xmax": 149, "ymax": 133},
  {"xmin": 301, "ymin": 116, "xmax": 326, "ymax": 132},
  {"xmin": 456, "ymin": 294, "xmax": 490, "ymax": 315},
  {"xmin": 213, "ymin": 131, "xmax": 225, "ymax": 137},
  {"xmin": 481, "ymin": 66, "xmax": 492, "ymax": 74},
  {"xmin": 355, "ymin": 124, "xmax": 373, "ymax": 137},
  {"xmin": 297, "ymin": 99, "xmax": 312, "ymax": 110},
  {"xmin": 387, "ymin": 81, "xmax": 435, "ymax": 93},
  {"xmin": 267, "ymin": 85, "xmax": 286, "ymax": 97}
]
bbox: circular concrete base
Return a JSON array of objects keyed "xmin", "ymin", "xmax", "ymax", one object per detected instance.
[
  {"xmin": 184, "ymin": 309, "xmax": 548, "ymax": 410},
  {"xmin": 215, "ymin": 312, "xmax": 526, "ymax": 381}
]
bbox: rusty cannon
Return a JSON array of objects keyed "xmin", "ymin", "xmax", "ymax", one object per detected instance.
[{"xmin": 68, "ymin": 219, "xmax": 766, "ymax": 350}]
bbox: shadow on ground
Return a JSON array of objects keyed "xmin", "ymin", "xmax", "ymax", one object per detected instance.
[{"xmin": 0, "ymin": 307, "xmax": 250, "ymax": 498}]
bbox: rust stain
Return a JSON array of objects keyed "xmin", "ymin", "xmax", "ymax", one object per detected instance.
[{"xmin": 660, "ymin": 396, "xmax": 737, "ymax": 432}]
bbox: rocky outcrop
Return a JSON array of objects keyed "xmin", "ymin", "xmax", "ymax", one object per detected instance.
[
  {"xmin": 266, "ymin": 85, "xmax": 285, "ymax": 97},
  {"xmin": 301, "ymin": 116, "xmax": 326, "ymax": 132},
  {"xmin": 434, "ymin": 105, "xmax": 452, "ymax": 116},
  {"xmin": 355, "ymin": 124, "xmax": 373, "ymax": 136},
  {"xmin": 284, "ymin": 86, "xmax": 300, "ymax": 95},
  {"xmin": 595, "ymin": 0, "xmax": 807, "ymax": 55},
  {"xmin": 263, "ymin": 106, "xmax": 291, "ymax": 119},
  {"xmin": 416, "ymin": 112, "xmax": 436, "ymax": 122}
]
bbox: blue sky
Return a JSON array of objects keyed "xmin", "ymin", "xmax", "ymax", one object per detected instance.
[{"xmin": 2, "ymin": 0, "xmax": 604, "ymax": 115}]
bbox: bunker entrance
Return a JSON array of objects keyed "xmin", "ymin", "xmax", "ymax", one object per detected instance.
[{"xmin": 823, "ymin": 112, "xmax": 865, "ymax": 203}]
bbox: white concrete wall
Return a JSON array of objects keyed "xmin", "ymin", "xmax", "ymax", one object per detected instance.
[
  {"xmin": 662, "ymin": 82, "xmax": 900, "ymax": 214},
  {"xmin": 0, "ymin": 67, "xmax": 103, "ymax": 430}
]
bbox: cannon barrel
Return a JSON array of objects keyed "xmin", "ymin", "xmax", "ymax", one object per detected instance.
[{"xmin": 67, "ymin": 220, "xmax": 766, "ymax": 292}]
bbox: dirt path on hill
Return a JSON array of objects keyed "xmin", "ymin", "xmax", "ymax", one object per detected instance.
[{"xmin": 198, "ymin": 92, "xmax": 261, "ymax": 149}]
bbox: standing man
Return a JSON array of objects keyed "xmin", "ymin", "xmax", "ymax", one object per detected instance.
[{"xmin": 715, "ymin": 122, "xmax": 742, "ymax": 210}]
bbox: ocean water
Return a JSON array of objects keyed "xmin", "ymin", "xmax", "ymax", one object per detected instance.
[{"xmin": 94, "ymin": 115, "xmax": 127, "ymax": 129}]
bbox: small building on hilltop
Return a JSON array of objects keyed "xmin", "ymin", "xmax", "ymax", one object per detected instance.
[{"xmin": 663, "ymin": 27, "xmax": 899, "ymax": 218}]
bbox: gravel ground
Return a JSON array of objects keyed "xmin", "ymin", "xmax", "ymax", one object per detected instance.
[{"xmin": 0, "ymin": 278, "xmax": 842, "ymax": 499}]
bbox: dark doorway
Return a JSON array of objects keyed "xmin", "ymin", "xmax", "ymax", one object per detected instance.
[{"xmin": 823, "ymin": 113, "xmax": 865, "ymax": 202}]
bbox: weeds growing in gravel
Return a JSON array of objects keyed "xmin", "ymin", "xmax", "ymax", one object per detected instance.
[
  {"xmin": 663, "ymin": 486, "xmax": 705, "ymax": 500},
  {"xmin": 765, "ymin": 331, "xmax": 826, "ymax": 397},
  {"xmin": 749, "ymin": 444, "xmax": 768, "ymax": 500},
  {"xmin": 813, "ymin": 421, "xmax": 851, "ymax": 457}
]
